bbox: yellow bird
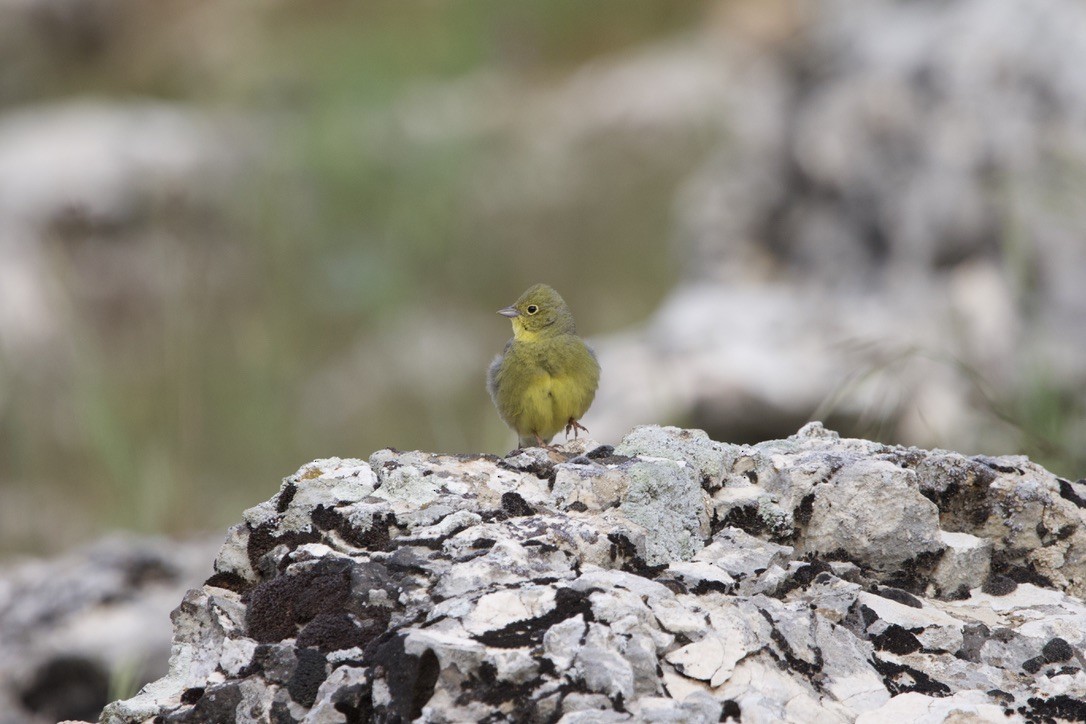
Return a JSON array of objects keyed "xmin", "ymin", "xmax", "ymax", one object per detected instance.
[{"xmin": 488, "ymin": 284, "xmax": 601, "ymax": 448}]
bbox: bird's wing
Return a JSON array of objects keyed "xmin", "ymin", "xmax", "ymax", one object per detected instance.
[{"xmin": 486, "ymin": 349, "xmax": 508, "ymax": 401}]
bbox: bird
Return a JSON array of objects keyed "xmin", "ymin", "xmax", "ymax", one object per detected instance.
[{"xmin": 487, "ymin": 283, "xmax": 601, "ymax": 449}]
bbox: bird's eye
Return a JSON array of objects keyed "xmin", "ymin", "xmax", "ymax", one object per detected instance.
[{"xmin": 526, "ymin": 305, "xmax": 539, "ymax": 315}]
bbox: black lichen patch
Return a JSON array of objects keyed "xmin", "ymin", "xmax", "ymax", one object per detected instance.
[
  {"xmin": 1042, "ymin": 637, "xmax": 1073, "ymax": 663},
  {"xmin": 1023, "ymin": 695, "xmax": 1086, "ymax": 722},
  {"xmin": 721, "ymin": 699, "xmax": 741, "ymax": 721},
  {"xmin": 471, "ymin": 538, "xmax": 496, "ymax": 549},
  {"xmin": 793, "ymin": 493, "xmax": 815, "ymax": 527},
  {"xmin": 989, "ymin": 554, "xmax": 1055, "ymax": 590},
  {"xmin": 982, "ymin": 574, "xmax": 1018, "ymax": 596},
  {"xmin": 819, "ymin": 548, "xmax": 858, "ymax": 563},
  {"xmin": 276, "ymin": 483, "xmax": 298, "ymax": 513},
  {"xmin": 165, "ymin": 682, "xmax": 243, "ymax": 724},
  {"xmin": 180, "ymin": 688, "xmax": 204, "ymax": 705},
  {"xmin": 567, "ymin": 501, "xmax": 589, "ymax": 512},
  {"xmin": 19, "ymin": 656, "xmax": 109, "ymax": 723},
  {"xmin": 883, "ymin": 550, "xmax": 945, "ymax": 595},
  {"xmin": 1021, "ymin": 655, "xmax": 1046, "ymax": 675},
  {"xmin": 457, "ymin": 660, "xmax": 546, "ymax": 717},
  {"xmin": 586, "ymin": 445, "xmax": 630, "ymax": 465},
  {"xmin": 758, "ymin": 608, "xmax": 823, "ymax": 681},
  {"xmin": 718, "ymin": 504, "xmax": 765, "ymax": 537},
  {"xmin": 872, "ymin": 586, "xmax": 923, "ymax": 609},
  {"xmin": 204, "ymin": 570, "xmax": 250, "ymax": 594},
  {"xmin": 690, "ymin": 578, "xmax": 734, "ymax": 595},
  {"xmin": 872, "ymin": 624, "xmax": 922, "ymax": 655},
  {"xmin": 523, "ymin": 540, "xmax": 560, "ymax": 555},
  {"xmin": 699, "ymin": 475, "xmax": 718, "ymax": 495},
  {"xmin": 872, "ymin": 656, "xmax": 951, "ymax": 697},
  {"xmin": 1033, "ymin": 520, "xmax": 1074, "ymax": 546},
  {"xmin": 918, "ymin": 462, "xmax": 996, "ymax": 530},
  {"xmin": 1058, "ymin": 478, "xmax": 1086, "ymax": 508},
  {"xmin": 980, "ymin": 459, "xmax": 1023, "ymax": 475},
  {"xmin": 943, "ymin": 584, "xmax": 972, "ymax": 601},
  {"xmin": 246, "ymin": 558, "xmax": 353, "ymax": 643},
  {"xmin": 246, "ymin": 521, "xmax": 322, "ymax": 574},
  {"xmin": 500, "ymin": 491, "xmax": 535, "ymax": 518},
  {"xmin": 475, "ymin": 587, "xmax": 594, "ymax": 649},
  {"xmin": 332, "ymin": 683, "xmax": 373, "ymax": 724},
  {"xmin": 498, "ymin": 457, "xmax": 557, "ymax": 485},
  {"xmin": 366, "ymin": 634, "xmax": 440, "ymax": 721},
  {"xmin": 311, "ymin": 507, "xmax": 396, "ymax": 551},
  {"xmin": 287, "ymin": 647, "xmax": 328, "ymax": 708},
  {"xmin": 607, "ymin": 532, "xmax": 667, "ymax": 578},
  {"xmin": 297, "ymin": 612, "xmax": 372, "ymax": 653},
  {"xmin": 718, "ymin": 503, "xmax": 790, "ymax": 542},
  {"xmin": 774, "ymin": 558, "xmax": 833, "ymax": 598},
  {"xmin": 790, "ymin": 560, "xmax": 829, "ymax": 594}
]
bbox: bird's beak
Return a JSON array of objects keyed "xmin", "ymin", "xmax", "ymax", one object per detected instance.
[{"xmin": 497, "ymin": 306, "xmax": 520, "ymax": 318}]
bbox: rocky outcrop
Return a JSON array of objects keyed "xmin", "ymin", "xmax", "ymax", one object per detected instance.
[{"xmin": 102, "ymin": 424, "xmax": 1086, "ymax": 723}]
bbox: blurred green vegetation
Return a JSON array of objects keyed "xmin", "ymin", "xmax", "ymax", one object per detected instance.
[{"xmin": 0, "ymin": 1, "xmax": 714, "ymax": 553}]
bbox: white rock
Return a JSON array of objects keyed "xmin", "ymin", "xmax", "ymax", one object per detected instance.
[
  {"xmin": 854, "ymin": 690, "xmax": 1013, "ymax": 724},
  {"xmin": 929, "ymin": 531, "xmax": 992, "ymax": 598}
]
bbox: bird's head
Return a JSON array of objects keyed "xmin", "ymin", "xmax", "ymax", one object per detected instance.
[{"xmin": 498, "ymin": 283, "xmax": 576, "ymax": 340}]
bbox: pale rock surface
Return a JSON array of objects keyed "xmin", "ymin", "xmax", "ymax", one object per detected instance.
[{"xmin": 100, "ymin": 424, "xmax": 1086, "ymax": 723}]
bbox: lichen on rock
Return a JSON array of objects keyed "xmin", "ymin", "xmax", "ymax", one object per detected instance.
[{"xmin": 101, "ymin": 424, "xmax": 1086, "ymax": 723}]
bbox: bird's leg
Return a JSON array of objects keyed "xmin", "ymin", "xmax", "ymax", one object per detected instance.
[
  {"xmin": 534, "ymin": 433, "xmax": 547, "ymax": 448},
  {"xmin": 565, "ymin": 418, "xmax": 590, "ymax": 440}
]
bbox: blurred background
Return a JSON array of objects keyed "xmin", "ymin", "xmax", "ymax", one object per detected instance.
[
  {"xmin": 3, "ymin": 0, "xmax": 1086, "ymax": 719},
  {"xmin": 2, "ymin": 0, "xmax": 1085, "ymax": 556}
]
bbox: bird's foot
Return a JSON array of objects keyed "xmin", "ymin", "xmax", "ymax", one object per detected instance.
[{"xmin": 565, "ymin": 418, "xmax": 589, "ymax": 440}]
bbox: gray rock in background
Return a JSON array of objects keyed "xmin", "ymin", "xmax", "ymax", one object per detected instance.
[
  {"xmin": 100, "ymin": 425, "xmax": 1086, "ymax": 723},
  {"xmin": 590, "ymin": 0, "xmax": 1086, "ymax": 456},
  {"xmin": 0, "ymin": 535, "xmax": 219, "ymax": 724}
]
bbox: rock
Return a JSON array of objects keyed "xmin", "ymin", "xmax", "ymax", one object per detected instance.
[
  {"xmin": 855, "ymin": 690, "xmax": 1013, "ymax": 724},
  {"xmin": 99, "ymin": 425, "xmax": 1086, "ymax": 722},
  {"xmin": 929, "ymin": 531, "xmax": 992, "ymax": 599},
  {"xmin": 0, "ymin": 535, "xmax": 219, "ymax": 724},
  {"xmin": 588, "ymin": 0, "xmax": 1086, "ymax": 457},
  {"xmin": 799, "ymin": 458, "xmax": 943, "ymax": 573},
  {"xmin": 614, "ymin": 425, "xmax": 734, "ymax": 489}
]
